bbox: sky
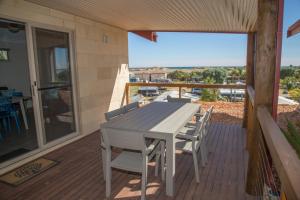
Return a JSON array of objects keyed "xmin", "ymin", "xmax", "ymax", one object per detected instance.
[{"xmin": 128, "ymin": 0, "xmax": 300, "ymax": 68}]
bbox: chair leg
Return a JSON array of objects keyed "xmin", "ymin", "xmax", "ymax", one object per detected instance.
[
  {"xmin": 192, "ymin": 150, "xmax": 200, "ymax": 183},
  {"xmin": 141, "ymin": 155, "xmax": 148, "ymax": 200},
  {"xmin": 105, "ymin": 149, "xmax": 111, "ymax": 198},
  {"xmin": 160, "ymin": 141, "xmax": 165, "ymax": 181},
  {"xmin": 155, "ymin": 152, "xmax": 159, "ymax": 177},
  {"xmin": 200, "ymin": 145, "xmax": 206, "ymax": 167},
  {"xmin": 13, "ymin": 114, "xmax": 21, "ymax": 134},
  {"xmin": 101, "ymin": 147, "xmax": 106, "ymax": 181}
]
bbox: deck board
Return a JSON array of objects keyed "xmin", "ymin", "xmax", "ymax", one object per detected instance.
[{"xmin": 0, "ymin": 123, "xmax": 254, "ymax": 200}]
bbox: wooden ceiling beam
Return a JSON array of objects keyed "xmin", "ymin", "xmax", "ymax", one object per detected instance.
[
  {"xmin": 287, "ymin": 19, "xmax": 300, "ymax": 37},
  {"xmin": 131, "ymin": 31, "xmax": 157, "ymax": 42}
]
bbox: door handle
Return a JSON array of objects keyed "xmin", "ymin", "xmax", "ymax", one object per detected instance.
[{"xmin": 31, "ymin": 85, "xmax": 35, "ymax": 96}]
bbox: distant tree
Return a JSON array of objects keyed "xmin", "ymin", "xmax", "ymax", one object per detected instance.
[
  {"xmin": 167, "ymin": 70, "xmax": 189, "ymax": 81},
  {"xmin": 201, "ymin": 77, "xmax": 219, "ymax": 101},
  {"xmin": 168, "ymin": 70, "xmax": 189, "ymax": 81},
  {"xmin": 201, "ymin": 68, "xmax": 226, "ymax": 83},
  {"xmin": 228, "ymin": 67, "xmax": 246, "ymax": 82},
  {"xmin": 295, "ymin": 69, "xmax": 300, "ymax": 79},
  {"xmin": 281, "ymin": 76, "xmax": 298, "ymax": 90},
  {"xmin": 280, "ymin": 67, "xmax": 296, "ymax": 79}
]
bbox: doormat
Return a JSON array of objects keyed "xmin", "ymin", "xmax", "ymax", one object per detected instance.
[{"xmin": 0, "ymin": 158, "xmax": 58, "ymax": 186}]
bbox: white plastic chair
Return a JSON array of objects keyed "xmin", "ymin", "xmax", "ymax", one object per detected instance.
[
  {"xmin": 104, "ymin": 107, "xmax": 125, "ymax": 121},
  {"xmin": 175, "ymin": 111, "xmax": 210, "ymax": 183},
  {"xmin": 101, "ymin": 128, "xmax": 165, "ymax": 200},
  {"xmin": 167, "ymin": 96, "xmax": 192, "ymax": 103},
  {"xmin": 102, "ymin": 108, "xmax": 126, "ymax": 180},
  {"xmin": 124, "ymin": 102, "xmax": 139, "ymax": 113}
]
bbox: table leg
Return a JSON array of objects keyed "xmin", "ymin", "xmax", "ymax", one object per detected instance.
[
  {"xmin": 166, "ymin": 135, "xmax": 175, "ymax": 197},
  {"xmin": 19, "ymin": 99, "xmax": 29, "ymax": 130}
]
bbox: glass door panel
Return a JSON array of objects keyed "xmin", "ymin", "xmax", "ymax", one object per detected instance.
[
  {"xmin": 32, "ymin": 28, "xmax": 76, "ymax": 143},
  {"xmin": 0, "ymin": 19, "xmax": 38, "ymax": 163}
]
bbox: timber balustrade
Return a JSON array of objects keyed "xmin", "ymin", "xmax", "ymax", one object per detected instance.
[
  {"xmin": 125, "ymin": 82, "xmax": 246, "ymax": 105},
  {"xmin": 246, "ymin": 88, "xmax": 300, "ymax": 200}
]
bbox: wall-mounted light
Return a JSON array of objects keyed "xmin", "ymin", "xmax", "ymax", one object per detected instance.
[{"xmin": 102, "ymin": 34, "xmax": 109, "ymax": 44}]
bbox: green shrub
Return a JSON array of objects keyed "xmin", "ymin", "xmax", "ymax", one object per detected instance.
[
  {"xmin": 283, "ymin": 120, "xmax": 300, "ymax": 159},
  {"xmin": 201, "ymin": 77, "xmax": 219, "ymax": 101},
  {"xmin": 288, "ymin": 88, "xmax": 300, "ymax": 101}
]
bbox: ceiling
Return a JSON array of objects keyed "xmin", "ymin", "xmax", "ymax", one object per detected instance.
[{"xmin": 27, "ymin": 0, "xmax": 257, "ymax": 33}]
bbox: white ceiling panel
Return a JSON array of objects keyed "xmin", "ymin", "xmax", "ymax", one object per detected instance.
[{"xmin": 27, "ymin": 0, "xmax": 257, "ymax": 33}]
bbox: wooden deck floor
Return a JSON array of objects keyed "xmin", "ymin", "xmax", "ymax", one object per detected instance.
[{"xmin": 0, "ymin": 123, "xmax": 253, "ymax": 200}]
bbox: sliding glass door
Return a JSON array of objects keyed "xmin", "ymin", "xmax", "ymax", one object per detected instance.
[
  {"xmin": 0, "ymin": 18, "xmax": 78, "ymax": 166},
  {"xmin": 0, "ymin": 19, "xmax": 39, "ymax": 163},
  {"xmin": 32, "ymin": 28, "xmax": 77, "ymax": 144}
]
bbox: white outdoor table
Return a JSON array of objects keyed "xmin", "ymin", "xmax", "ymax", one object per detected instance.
[{"xmin": 101, "ymin": 101, "xmax": 199, "ymax": 197}]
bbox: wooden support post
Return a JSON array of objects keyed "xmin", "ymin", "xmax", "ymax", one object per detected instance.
[
  {"xmin": 246, "ymin": 0, "xmax": 282, "ymax": 195},
  {"xmin": 179, "ymin": 87, "xmax": 182, "ymax": 98},
  {"xmin": 125, "ymin": 84, "xmax": 129, "ymax": 105},
  {"xmin": 243, "ymin": 33, "xmax": 255, "ymax": 128}
]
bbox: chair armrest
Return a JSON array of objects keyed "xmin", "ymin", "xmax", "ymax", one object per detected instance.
[
  {"xmin": 194, "ymin": 113, "xmax": 203, "ymax": 117},
  {"xmin": 176, "ymin": 134, "xmax": 197, "ymax": 141}
]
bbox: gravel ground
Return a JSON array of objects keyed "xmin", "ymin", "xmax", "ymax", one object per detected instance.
[{"xmin": 197, "ymin": 101, "xmax": 299, "ymax": 132}]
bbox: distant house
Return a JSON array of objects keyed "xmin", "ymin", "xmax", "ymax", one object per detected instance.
[
  {"xmin": 138, "ymin": 87, "xmax": 159, "ymax": 96},
  {"xmin": 133, "ymin": 70, "xmax": 167, "ymax": 82}
]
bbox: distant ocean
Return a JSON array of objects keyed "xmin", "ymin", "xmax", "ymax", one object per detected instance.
[{"xmin": 130, "ymin": 66, "xmax": 244, "ymax": 69}]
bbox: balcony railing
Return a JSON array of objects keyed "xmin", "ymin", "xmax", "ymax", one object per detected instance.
[
  {"xmin": 246, "ymin": 86, "xmax": 300, "ymax": 200},
  {"xmin": 125, "ymin": 82, "xmax": 246, "ymax": 125}
]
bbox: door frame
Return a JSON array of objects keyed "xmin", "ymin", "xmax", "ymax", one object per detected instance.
[
  {"xmin": 31, "ymin": 23, "xmax": 80, "ymax": 146},
  {"xmin": 0, "ymin": 15, "xmax": 81, "ymax": 169}
]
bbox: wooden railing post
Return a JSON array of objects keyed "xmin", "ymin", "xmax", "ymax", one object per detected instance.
[
  {"xmin": 125, "ymin": 84, "xmax": 129, "ymax": 105},
  {"xmin": 179, "ymin": 87, "xmax": 182, "ymax": 98},
  {"xmin": 246, "ymin": 0, "xmax": 282, "ymax": 195},
  {"xmin": 243, "ymin": 33, "xmax": 255, "ymax": 128}
]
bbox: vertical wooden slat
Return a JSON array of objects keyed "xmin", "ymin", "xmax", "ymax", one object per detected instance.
[
  {"xmin": 272, "ymin": 0, "xmax": 284, "ymax": 119},
  {"xmin": 243, "ymin": 33, "xmax": 255, "ymax": 128}
]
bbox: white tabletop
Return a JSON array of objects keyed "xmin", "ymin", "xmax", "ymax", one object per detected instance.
[{"xmin": 101, "ymin": 102, "xmax": 200, "ymax": 134}]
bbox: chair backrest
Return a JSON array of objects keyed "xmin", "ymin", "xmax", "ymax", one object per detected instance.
[
  {"xmin": 196, "ymin": 111, "xmax": 210, "ymax": 137},
  {"xmin": 101, "ymin": 128, "xmax": 146, "ymax": 152},
  {"xmin": 1, "ymin": 89, "xmax": 15, "ymax": 97},
  {"xmin": 104, "ymin": 107, "xmax": 125, "ymax": 121},
  {"xmin": 206, "ymin": 106, "xmax": 214, "ymax": 127},
  {"xmin": 167, "ymin": 96, "xmax": 191, "ymax": 103},
  {"xmin": 124, "ymin": 102, "xmax": 139, "ymax": 113},
  {"xmin": 0, "ymin": 96, "xmax": 12, "ymax": 112}
]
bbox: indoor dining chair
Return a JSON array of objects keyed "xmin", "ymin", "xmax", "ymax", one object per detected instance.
[{"xmin": 0, "ymin": 96, "xmax": 21, "ymax": 134}]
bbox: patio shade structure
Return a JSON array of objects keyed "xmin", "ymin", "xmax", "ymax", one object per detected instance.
[
  {"xmin": 27, "ymin": 0, "xmax": 257, "ymax": 33},
  {"xmin": 287, "ymin": 19, "xmax": 300, "ymax": 37}
]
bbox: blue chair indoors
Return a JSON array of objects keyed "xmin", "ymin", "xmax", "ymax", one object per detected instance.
[
  {"xmin": 0, "ymin": 96, "xmax": 21, "ymax": 134},
  {"xmin": 1, "ymin": 89, "xmax": 23, "ymax": 98}
]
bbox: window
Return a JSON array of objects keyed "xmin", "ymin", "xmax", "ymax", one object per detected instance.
[{"xmin": 0, "ymin": 48, "xmax": 9, "ymax": 61}]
